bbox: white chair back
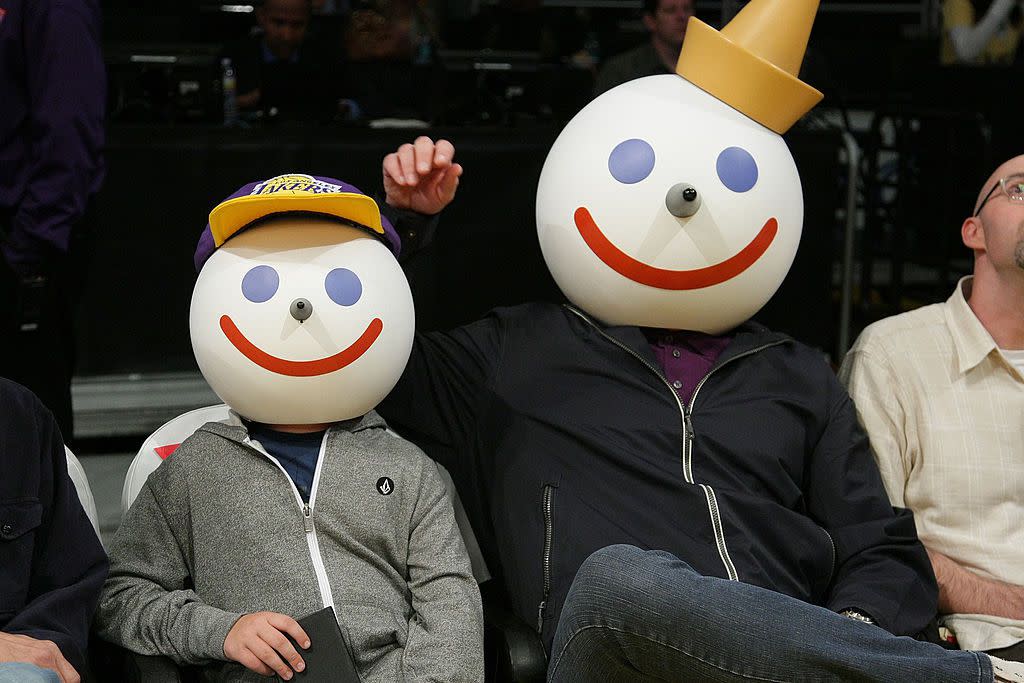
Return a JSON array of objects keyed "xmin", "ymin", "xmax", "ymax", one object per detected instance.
[
  {"xmin": 65, "ymin": 446, "xmax": 100, "ymax": 539},
  {"xmin": 122, "ymin": 405, "xmax": 231, "ymax": 515}
]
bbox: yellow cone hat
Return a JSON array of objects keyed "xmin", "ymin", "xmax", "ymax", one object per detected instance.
[{"xmin": 676, "ymin": 0, "xmax": 823, "ymax": 134}]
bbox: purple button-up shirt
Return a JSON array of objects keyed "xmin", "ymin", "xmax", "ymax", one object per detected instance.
[
  {"xmin": 643, "ymin": 329, "xmax": 733, "ymax": 404},
  {"xmin": 0, "ymin": 0, "xmax": 105, "ymax": 269}
]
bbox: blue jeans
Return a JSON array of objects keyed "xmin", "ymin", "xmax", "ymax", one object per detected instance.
[
  {"xmin": 0, "ymin": 662, "xmax": 61, "ymax": 683},
  {"xmin": 549, "ymin": 545, "xmax": 994, "ymax": 682}
]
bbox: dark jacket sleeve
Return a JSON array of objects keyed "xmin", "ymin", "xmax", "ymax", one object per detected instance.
[
  {"xmin": 804, "ymin": 376, "xmax": 937, "ymax": 637},
  {"xmin": 3, "ymin": 0, "xmax": 105, "ymax": 271},
  {"xmin": 1, "ymin": 387, "xmax": 108, "ymax": 673},
  {"xmin": 379, "ymin": 202, "xmax": 439, "ymax": 264},
  {"xmin": 378, "ymin": 311, "xmax": 505, "ymax": 473}
]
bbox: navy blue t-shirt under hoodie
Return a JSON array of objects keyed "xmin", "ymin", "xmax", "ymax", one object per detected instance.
[{"xmin": 247, "ymin": 423, "xmax": 326, "ymax": 503}]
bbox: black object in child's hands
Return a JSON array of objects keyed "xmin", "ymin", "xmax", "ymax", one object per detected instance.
[{"xmin": 279, "ymin": 606, "xmax": 361, "ymax": 682}]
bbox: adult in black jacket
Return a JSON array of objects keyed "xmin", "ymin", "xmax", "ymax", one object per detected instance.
[
  {"xmin": 375, "ymin": 150, "xmax": 1024, "ymax": 682},
  {"xmin": 0, "ymin": 378, "xmax": 108, "ymax": 682},
  {"xmin": 377, "ymin": 159, "xmax": 1023, "ymax": 683},
  {"xmin": 372, "ymin": 0, "xmax": 1023, "ymax": 676}
]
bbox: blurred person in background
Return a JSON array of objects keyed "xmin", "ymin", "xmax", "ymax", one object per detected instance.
[
  {"xmin": 225, "ymin": 0, "xmax": 355, "ymax": 120},
  {"xmin": 942, "ymin": 0, "xmax": 1024, "ymax": 64},
  {"xmin": 0, "ymin": 0, "xmax": 105, "ymax": 442},
  {"xmin": 593, "ymin": 0, "xmax": 693, "ymax": 96},
  {"xmin": 342, "ymin": 0, "xmax": 439, "ymax": 121}
]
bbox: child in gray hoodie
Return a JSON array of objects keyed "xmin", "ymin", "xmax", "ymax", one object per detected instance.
[{"xmin": 96, "ymin": 170, "xmax": 482, "ymax": 682}]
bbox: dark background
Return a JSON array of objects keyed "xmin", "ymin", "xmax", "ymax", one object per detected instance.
[{"xmin": 81, "ymin": 0, "xmax": 1012, "ymax": 380}]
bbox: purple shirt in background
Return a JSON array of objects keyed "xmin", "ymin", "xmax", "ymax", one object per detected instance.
[
  {"xmin": 0, "ymin": 0, "xmax": 106, "ymax": 269},
  {"xmin": 643, "ymin": 329, "xmax": 733, "ymax": 404}
]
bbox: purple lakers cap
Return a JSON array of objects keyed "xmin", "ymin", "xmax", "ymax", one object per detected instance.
[{"xmin": 194, "ymin": 173, "xmax": 401, "ymax": 272}]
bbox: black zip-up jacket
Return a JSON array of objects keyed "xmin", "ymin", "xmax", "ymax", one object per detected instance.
[
  {"xmin": 0, "ymin": 378, "xmax": 108, "ymax": 674},
  {"xmin": 379, "ymin": 302, "xmax": 937, "ymax": 650}
]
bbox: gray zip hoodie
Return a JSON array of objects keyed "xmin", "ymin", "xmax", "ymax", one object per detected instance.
[{"xmin": 96, "ymin": 410, "xmax": 483, "ymax": 682}]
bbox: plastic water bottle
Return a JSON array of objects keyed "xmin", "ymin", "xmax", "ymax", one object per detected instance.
[
  {"xmin": 414, "ymin": 35, "xmax": 432, "ymax": 66},
  {"xmin": 221, "ymin": 57, "xmax": 238, "ymax": 126}
]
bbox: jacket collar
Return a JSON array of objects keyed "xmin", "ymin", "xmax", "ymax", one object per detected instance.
[
  {"xmin": 945, "ymin": 276, "xmax": 1000, "ymax": 375},
  {"xmin": 562, "ymin": 304, "xmax": 791, "ymax": 372},
  {"xmin": 200, "ymin": 408, "xmax": 388, "ymax": 443}
]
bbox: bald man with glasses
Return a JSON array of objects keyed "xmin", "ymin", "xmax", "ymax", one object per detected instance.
[{"xmin": 841, "ymin": 155, "xmax": 1024, "ymax": 663}]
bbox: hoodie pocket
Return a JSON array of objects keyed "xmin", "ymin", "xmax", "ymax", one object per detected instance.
[
  {"xmin": 335, "ymin": 603, "xmax": 409, "ymax": 674},
  {"xmin": 0, "ymin": 499, "xmax": 43, "ymax": 614}
]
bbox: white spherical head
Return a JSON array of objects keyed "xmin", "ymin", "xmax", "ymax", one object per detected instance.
[
  {"xmin": 536, "ymin": 75, "xmax": 804, "ymax": 333},
  {"xmin": 190, "ymin": 216, "xmax": 414, "ymax": 424}
]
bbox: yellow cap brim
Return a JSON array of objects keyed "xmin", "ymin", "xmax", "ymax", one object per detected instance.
[
  {"xmin": 208, "ymin": 193, "xmax": 384, "ymax": 248},
  {"xmin": 676, "ymin": 18, "xmax": 823, "ymax": 134}
]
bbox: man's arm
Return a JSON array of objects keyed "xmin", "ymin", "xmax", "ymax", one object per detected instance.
[
  {"xmin": 927, "ymin": 549, "xmax": 1024, "ymax": 620},
  {"xmin": 838, "ymin": 345, "xmax": 914, "ymax": 508},
  {"xmin": 2, "ymin": 396, "xmax": 107, "ymax": 677},
  {"xmin": 401, "ymin": 458, "xmax": 484, "ymax": 681},
  {"xmin": 378, "ymin": 312, "xmax": 506, "ymax": 462},
  {"xmin": 379, "ymin": 203, "xmax": 439, "ymax": 266},
  {"xmin": 95, "ymin": 481, "xmax": 243, "ymax": 666},
  {"xmin": 805, "ymin": 375, "xmax": 937, "ymax": 637},
  {"xmin": 3, "ymin": 0, "xmax": 104, "ymax": 272},
  {"xmin": 841, "ymin": 333, "xmax": 1024, "ymax": 625},
  {"xmin": 377, "ymin": 136, "xmax": 502, "ymax": 467}
]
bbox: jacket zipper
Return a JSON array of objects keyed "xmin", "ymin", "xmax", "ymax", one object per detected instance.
[
  {"xmin": 537, "ymin": 484, "xmax": 555, "ymax": 633},
  {"xmin": 823, "ymin": 528, "xmax": 836, "ymax": 583},
  {"xmin": 244, "ymin": 431, "xmax": 337, "ymax": 611},
  {"xmin": 685, "ymin": 341, "xmax": 786, "ymax": 580},
  {"xmin": 564, "ymin": 305, "xmax": 784, "ymax": 583}
]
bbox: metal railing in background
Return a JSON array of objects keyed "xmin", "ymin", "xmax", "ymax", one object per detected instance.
[{"xmin": 837, "ymin": 131, "xmax": 861, "ymax": 361}]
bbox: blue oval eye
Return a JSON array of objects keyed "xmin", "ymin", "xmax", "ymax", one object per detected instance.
[
  {"xmin": 608, "ymin": 139, "xmax": 656, "ymax": 184},
  {"xmin": 716, "ymin": 147, "xmax": 758, "ymax": 193},
  {"xmin": 241, "ymin": 265, "xmax": 279, "ymax": 303},
  {"xmin": 325, "ymin": 268, "xmax": 362, "ymax": 306}
]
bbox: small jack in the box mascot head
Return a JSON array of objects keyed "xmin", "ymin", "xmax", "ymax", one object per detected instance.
[
  {"xmin": 190, "ymin": 174, "xmax": 414, "ymax": 425},
  {"xmin": 536, "ymin": 0, "xmax": 823, "ymax": 334}
]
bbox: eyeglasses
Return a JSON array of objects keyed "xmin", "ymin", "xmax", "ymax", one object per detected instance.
[{"xmin": 974, "ymin": 173, "xmax": 1024, "ymax": 216}]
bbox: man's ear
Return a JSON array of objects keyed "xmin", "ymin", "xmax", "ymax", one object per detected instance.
[
  {"xmin": 962, "ymin": 216, "xmax": 986, "ymax": 252},
  {"xmin": 642, "ymin": 13, "xmax": 657, "ymax": 33}
]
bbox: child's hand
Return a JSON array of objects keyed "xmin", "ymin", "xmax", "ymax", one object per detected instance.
[
  {"xmin": 383, "ymin": 136, "xmax": 462, "ymax": 215},
  {"xmin": 224, "ymin": 611, "xmax": 310, "ymax": 680}
]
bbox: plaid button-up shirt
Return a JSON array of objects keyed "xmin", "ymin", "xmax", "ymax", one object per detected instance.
[{"xmin": 840, "ymin": 276, "xmax": 1024, "ymax": 651}]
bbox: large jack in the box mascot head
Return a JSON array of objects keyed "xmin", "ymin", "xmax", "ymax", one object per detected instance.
[
  {"xmin": 537, "ymin": 0, "xmax": 823, "ymax": 334},
  {"xmin": 190, "ymin": 174, "xmax": 414, "ymax": 425}
]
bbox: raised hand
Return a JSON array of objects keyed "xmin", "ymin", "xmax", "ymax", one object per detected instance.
[{"xmin": 383, "ymin": 136, "xmax": 462, "ymax": 215}]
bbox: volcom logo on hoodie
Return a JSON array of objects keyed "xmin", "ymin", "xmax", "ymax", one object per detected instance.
[{"xmin": 376, "ymin": 477, "xmax": 394, "ymax": 495}]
